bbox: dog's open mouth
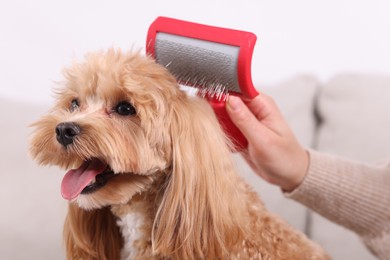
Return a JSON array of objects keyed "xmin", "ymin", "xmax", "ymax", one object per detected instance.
[{"xmin": 61, "ymin": 158, "xmax": 116, "ymax": 200}]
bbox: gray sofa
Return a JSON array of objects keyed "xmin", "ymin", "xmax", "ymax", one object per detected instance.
[{"xmin": 2, "ymin": 73, "xmax": 389, "ymax": 259}]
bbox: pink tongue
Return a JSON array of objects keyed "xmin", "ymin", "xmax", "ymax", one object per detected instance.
[{"xmin": 61, "ymin": 159, "xmax": 107, "ymax": 200}]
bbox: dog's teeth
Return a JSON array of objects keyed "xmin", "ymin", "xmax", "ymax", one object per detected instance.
[{"xmin": 90, "ymin": 177, "xmax": 96, "ymax": 185}]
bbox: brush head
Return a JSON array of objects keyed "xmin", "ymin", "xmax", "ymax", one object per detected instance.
[
  {"xmin": 146, "ymin": 17, "xmax": 258, "ymax": 100},
  {"xmin": 146, "ymin": 17, "xmax": 259, "ymax": 150}
]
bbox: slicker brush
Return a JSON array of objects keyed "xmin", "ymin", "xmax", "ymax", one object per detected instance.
[{"xmin": 146, "ymin": 17, "xmax": 259, "ymax": 151}]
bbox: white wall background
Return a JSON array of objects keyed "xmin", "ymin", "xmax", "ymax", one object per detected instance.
[{"xmin": 1, "ymin": 0, "xmax": 390, "ymax": 102}]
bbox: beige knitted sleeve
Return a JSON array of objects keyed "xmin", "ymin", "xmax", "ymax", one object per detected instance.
[{"xmin": 285, "ymin": 150, "xmax": 390, "ymax": 258}]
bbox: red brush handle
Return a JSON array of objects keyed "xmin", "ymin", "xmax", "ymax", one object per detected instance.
[{"xmin": 207, "ymin": 96, "xmax": 248, "ymax": 151}]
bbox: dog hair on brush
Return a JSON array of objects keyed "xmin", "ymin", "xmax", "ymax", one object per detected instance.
[{"xmin": 30, "ymin": 49, "xmax": 329, "ymax": 259}]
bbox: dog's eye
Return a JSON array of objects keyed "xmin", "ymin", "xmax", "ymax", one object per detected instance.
[
  {"xmin": 70, "ymin": 99, "xmax": 79, "ymax": 112},
  {"xmin": 115, "ymin": 101, "xmax": 136, "ymax": 116}
]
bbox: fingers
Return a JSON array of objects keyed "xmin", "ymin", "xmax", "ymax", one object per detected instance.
[
  {"xmin": 247, "ymin": 93, "xmax": 283, "ymax": 122},
  {"xmin": 245, "ymin": 94, "xmax": 272, "ymax": 121},
  {"xmin": 226, "ymin": 95, "xmax": 271, "ymax": 143}
]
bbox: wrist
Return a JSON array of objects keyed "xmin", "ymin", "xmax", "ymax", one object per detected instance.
[{"xmin": 282, "ymin": 149, "xmax": 309, "ymax": 192}]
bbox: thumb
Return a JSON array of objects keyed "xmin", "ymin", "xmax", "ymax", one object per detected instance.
[{"xmin": 226, "ymin": 96, "xmax": 270, "ymax": 142}]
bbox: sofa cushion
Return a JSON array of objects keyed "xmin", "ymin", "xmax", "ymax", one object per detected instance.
[
  {"xmin": 0, "ymin": 98, "xmax": 66, "ymax": 259},
  {"xmin": 234, "ymin": 75, "xmax": 320, "ymax": 231},
  {"xmin": 315, "ymin": 73, "xmax": 390, "ymax": 163}
]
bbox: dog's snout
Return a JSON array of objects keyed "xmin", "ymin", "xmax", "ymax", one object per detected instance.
[{"xmin": 55, "ymin": 122, "xmax": 81, "ymax": 147}]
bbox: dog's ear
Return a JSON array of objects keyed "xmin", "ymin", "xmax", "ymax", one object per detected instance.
[
  {"xmin": 64, "ymin": 203, "xmax": 123, "ymax": 260},
  {"xmin": 152, "ymin": 97, "xmax": 247, "ymax": 259}
]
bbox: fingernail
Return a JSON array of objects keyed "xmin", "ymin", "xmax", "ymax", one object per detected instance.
[{"xmin": 227, "ymin": 96, "xmax": 242, "ymax": 111}]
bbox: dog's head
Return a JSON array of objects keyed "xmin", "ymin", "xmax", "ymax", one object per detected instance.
[
  {"xmin": 30, "ymin": 49, "xmax": 247, "ymax": 258},
  {"xmin": 30, "ymin": 49, "xmax": 184, "ymax": 209}
]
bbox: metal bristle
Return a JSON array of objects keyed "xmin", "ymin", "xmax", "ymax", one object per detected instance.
[
  {"xmin": 176, "ymin": 74, "xmax": 229, "ymax": 101},
  {"xmin": 155, "ymin": 33, "xmax": 242, "ymax": 98}
]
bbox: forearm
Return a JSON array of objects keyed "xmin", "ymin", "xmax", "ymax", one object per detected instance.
[{"xmin": 286, "ymin": 150, "xmax": 390, "ymax": 239}]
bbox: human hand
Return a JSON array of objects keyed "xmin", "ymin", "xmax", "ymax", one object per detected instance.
[{"xmin": 226, "ymin": 94, "xmax": 309, "ymax": 192}]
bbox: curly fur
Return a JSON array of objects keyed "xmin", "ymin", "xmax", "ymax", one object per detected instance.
[{"xmin": 30, "ymin": 49, "xmax": 329, "ymax": 259}]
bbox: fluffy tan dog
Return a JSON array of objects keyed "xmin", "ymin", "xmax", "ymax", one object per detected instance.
[{"xmin": 30, "ymin": 49, "xmax": 329, "ymax": 260}]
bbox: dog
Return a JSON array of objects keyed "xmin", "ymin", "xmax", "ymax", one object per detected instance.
[{"xmin": 30, "ymin": 49, "xmax": 329, "ymax": 259}]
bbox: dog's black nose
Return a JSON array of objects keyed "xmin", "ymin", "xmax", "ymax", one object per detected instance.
[{"xmin": 55, "ymin": 122, "xmax": 81, "ymax": 147}]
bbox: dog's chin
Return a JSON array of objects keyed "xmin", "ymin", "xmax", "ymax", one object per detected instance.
[{"xmin": 65, "ymin": 161, "xmax": 156, "ymax": 210}]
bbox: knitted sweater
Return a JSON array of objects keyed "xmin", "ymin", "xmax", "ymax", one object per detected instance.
[{"xmin": 286, "ymin": 150, "xmax": 390, "ymax": 259}]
